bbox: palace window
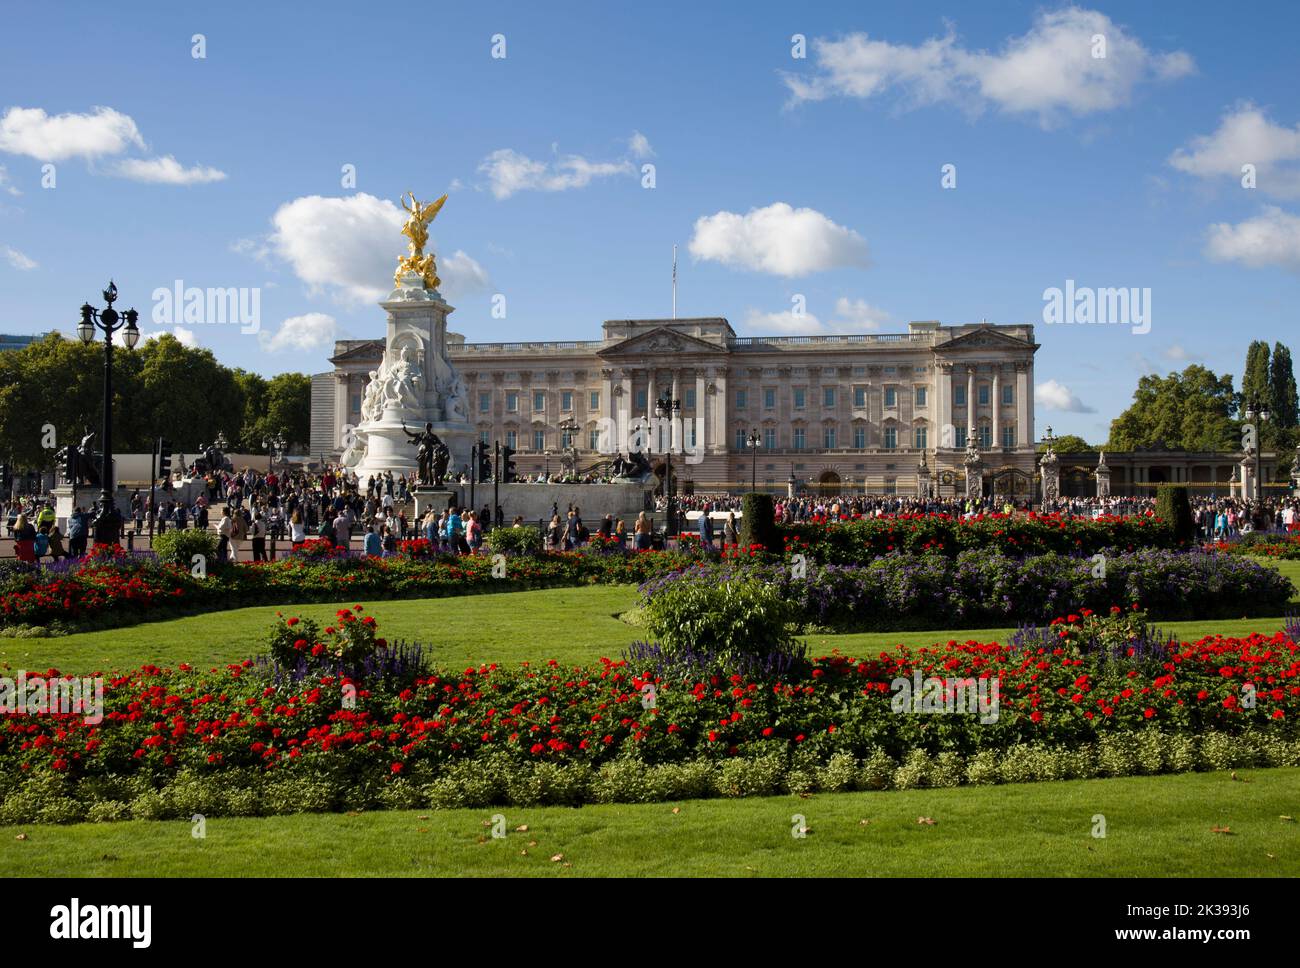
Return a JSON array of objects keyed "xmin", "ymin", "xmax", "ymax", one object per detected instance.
[
  {"xmin": 954, "ymin": 386, "xmax": 966, "ymax": 407},
  {"xmin": 853, "ymin": 426, "xmax": 866, "ymax": 449},
  {"xmin": 764, "ymin": 428, "xmax": 777, "ymax": 450},
  {"xmin": 853, "ymin": 387, "xmax": 866, "ymax": 408},
  {"xmin": 884, "ymin": 387, "xmax": 897, "ymax": 408},
  {"xmin": 506, "ymin": 391, "xmax": 519, "ymax": 412},
  {"xmin": 561, "ymin": 390, "xmax": 573, "ymax": 412},
  {"xmin": 914, "ymin": 425, "xmax": 927, "ymax": 450},
  {"xmin": 978, "ymin": 424, "xmax": 992, "ymax": 450},
  {"xmin": 533, "ymin": 429, "xmax": 545, "ymax": 450},
  {"xmin": 636, "ymin": 389, "xmax": 647, "ymax": 410},
  {"xmin": 735, "ymin": 428, "xmax": 746, "ymax": 451},
  {"xmin": 351, "ymin": 394, "xmax": 360, "ymax": 413},
  {"xmin": 955, "ymin": 426, "xmax": 967, "ymax": 448},
  {"xmin": 1002, "ymin": 424, "xmax": 1016, "ymax": 449},
  {"xmin": 884, "ymin": 477, "xmax": 897, "ymax": 495},
  {"xmin": 533, "ymin": 391, "xmax": 546, "ymax": 412},
  {"xmin": 793, "ymin": 388, "xmax": 806, "ymax": 410},
  {"xmin": 915, "ymin": 387, "xmax": 927, "ymax": 407},
  {"xmin": 1002, "ymin": 384, "xmax": 1014, "ymax": 406},
  {"xmin": 479, "ymin": 391, "xmax": 491, "ymax": 413},
  {"xmin": 823, "ymin": 427, "xmax": 837, "ymax": 449},
  {"xmin": 823, "ymin": 387, "xmax": 836, "ymax": 408},
  {"xmin": 590, "ymin": 390, "xmax": 600, "ymax": 411},
  {"xmin": 883, "ymin": 426, "xmax": 897, "ymax": 449},
  {"xmin": 764, "ymin": 388, "xmax": 776, "ymax": 410},
  {"xmin": 685, "ymin": 388, "xmax": 696, "ymax": 409},
  {"xmin": 479, "ymin": 430, "xmax": 490, "ymax": 445},
  {"xmin": 505, "ymin": 430, "xmax": 517, "ymax": 449},
  {"xmin": 793, "ymin": 428, "xmax": 806, "ymax": 451},
  {"xmin": 735, "ymin": 389, "xmax": 748, "ymax": 409},
  {"xmin": 978, "ymin": 385, "xmax": 990, "ymax": 406},
  {"xmin": 589, "ymin": 429, "xmax": 601, "ymax": 450}
]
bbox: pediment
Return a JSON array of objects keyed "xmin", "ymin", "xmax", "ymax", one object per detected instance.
[
  {"xmin": 939, "ymin": 328, "xmax": 1037, "ymax": 352},
  {"xmin": 598, "ymin": 327, "xmax": 724, "ymax": 359},
  {"xmin": 329, "ymin": 339, "xmax": 384, "ymax": 365}
]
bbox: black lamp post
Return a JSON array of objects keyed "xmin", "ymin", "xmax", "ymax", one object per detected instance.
[
  {"xmin": 1244, "ymin": 401, "xmax": 1270, "ymax": 503},
  {"xmin": 263, "ymin": 431, "xmax": 287, "ymax": 473},
  {"xmin": 746, "ymin": 428, "xmax": 762, "ymax": 492},
  {"xmin": 77, "ymin": 281, "xmax": 140, "ymax": 545},
  {"xmin": 655, "ymin": 394, "xmax": 681, "ymax": 536}
]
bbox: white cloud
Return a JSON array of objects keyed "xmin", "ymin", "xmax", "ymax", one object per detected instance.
[
  {"xmin": 259, "ymin": 312, "xmax": 339, "ymax": 353},
  {"xmin": 689, "ymin": 202, "xmax": 870, "ymax": 277},
  {"xmin": 0, "ymin": 165, "xmax": 20, "ymax": 196},
  {"xmin": 784, "ymin": 8, "xmax": 1194, "ymax": 125},
  {"xmin": 830, "ymin": 296, "xmax": 888, "ymax": 330},
  {"xmin": 269, "ymin": 193, "xmax": 401, "ymax": 303},
  {"xmin": 264, "ymin": 192, "xmax": 490, "ymax": 304},
  {"xmin": 478, "ymin": 148, "xmax": 632, "ymax": 199},
  {"xmin": 1204, "ymin": 206, "xmax": 1300, "ymax": 271},
  {"xmin": 0, "ymin": 105, "xmax": 144, "ymax": 161},
  {"xmin": 3, "ymin": 245, "xmax": 37, "ymax": 270},
  {"xmin": 1169, "ymin": 104, "xmax": 1300, "ymax": 198},
  {"xmin": 628, "ymin": 131, "xmax": 655, "ymax": 159},
  {"xmin": 140, "ymin": 325, "xmax": 199, "ymax": 347},
  {"xmin": 1036, "ymin": 378, "xmax": 1095, "ymax": 413},
  {"xmin": 743, "ymin": 297, "xmax": 889, "ymax": 335},
  {"xmin": 109, "ymin": 154, "xmax": 227, "ymax": 185},
  {"xmin": 1163, "ymin": 343, "xmax": 1197, "ymax": 362}
]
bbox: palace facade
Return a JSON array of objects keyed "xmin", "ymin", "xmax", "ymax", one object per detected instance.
[{"xmin": 312, "ymin": 317, "xmax": 1041, "ymax": 495}]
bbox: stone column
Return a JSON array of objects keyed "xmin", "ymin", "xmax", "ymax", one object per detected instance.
[
  {"xmin": 1040, "ymin": 450, "xmax": 1060, "ymax": 504},
  {"xmin": 670, "ymin": 370, "xmax": 681, "ymax": 452},
  {"xmin": 620, "ymin": 369, "xmax": 633, "ymax": 454},
  {"xmin": 937, "ymin": 362, "xmax": 953, "ymax": 448},
  {"xmin": 694, "ymin": 368, "xmax": 707, "ymax": 454},
  {"xmin": 711, "ymin": 366, "xmax": 727, "ymax": 454},
  {"xmin": 991, "ymin": 366, "xmax": 1001, "ymax": 449},
  {"xmin": 1017, "ymin": 361, "xmax": 1031, "ymax": 448}
]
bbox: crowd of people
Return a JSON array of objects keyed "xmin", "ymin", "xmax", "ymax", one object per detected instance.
[{"xmin": 5, "ymin": 469, "xmax": 1300, "ymax": 564}]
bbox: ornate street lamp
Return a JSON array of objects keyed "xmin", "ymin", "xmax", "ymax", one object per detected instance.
[
  {"xmin": 77, "ymin": 281, "xmax": 140, "ymax": 545},
  {"xmin": 746, "ymin": 428, "xmax": 762, "ymax": 492},
  {"xmin": 655, "ymin": 394, "xmax": 682, "ymax": 536},
  {"xmin": 1243, "ymin": 402, "xmax": 1270, "ymax": 503},
  {"xmin": 262, "ymin": 430, "xmax": 287, "ymax": 473}
]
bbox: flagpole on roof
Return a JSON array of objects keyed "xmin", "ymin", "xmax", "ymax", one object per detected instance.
[{"xmin": 672, "ymin": 244, "xmax": 677, "ymax": 320}]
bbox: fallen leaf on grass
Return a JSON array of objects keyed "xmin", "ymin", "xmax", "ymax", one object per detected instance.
[
  {"xmin": 515, "ymin": 824, "xmax": 529, "ymax": 832},
  {"xmin": 671, "ymin": 807, "xmax": 680, "ymax": 815},
  {"xmin": 1231, "ymin": 772, "xmax": 1250, "ymax": 783},
  {"xmin": 550, "ymin": 853, "xmax": 564, "ymax": 862},
  {"xmin": 14, "ymin": 834, "xmax": 27, "ymax": 841},
  {"xmin": 859, "ymin": 819, "xmax": 871, "ymax": 826},
  {"xmin": 1281, "ymin": 816, "xmax": 1295, "ymax": 823},
  {"xmin": 528, "ymin": 840, "xmax": 538, "ymax": 847},
  {"xmin": 1211, "ymin": 826, "xmax": 1233, "ymax": 835},
  {"xmin": 917, "ymin": 817, "xmax": 937, "ymax": 826},
  {"xmin": 519, "ymin": 849, "xmax": 528, "ymax": 856}
]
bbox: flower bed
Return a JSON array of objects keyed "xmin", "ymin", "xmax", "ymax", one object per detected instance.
[
  {"xmin": 641, "ymin": 549, "xmax": 1295, "ymax": 631},
  {"xmin": 781, "ymin": 512, "xmax": 1176, "ymax": 563},
  {"xmin": 1213, "ymin": 534, "xmax": 1300, "ymax": 560},
  {"xmin": 1, "ymin": 610, "xmax": 1296, "ymax": 823}
]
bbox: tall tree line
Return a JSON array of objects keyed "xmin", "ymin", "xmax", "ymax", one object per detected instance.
[{"xmin": 0, "ymin": 333, "xmax": 311, "ymax": 470}]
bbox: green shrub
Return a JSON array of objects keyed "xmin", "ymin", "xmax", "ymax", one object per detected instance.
[
  {"xmin": 639, "ymin": 575, "xmax": 803, "ymax": 672},
  {"xmin": 485, "ymin": 525, "xmax": 543, "ymax": 557},
  {"xmin": 590, "ymin": 758, "xmax": 655, "ymax": 804},
  {"xmin": 1155, "ymin": 485, "xmax": 1195, "ymax": 544},
  {"xmin": 740, "ymin": 492, "xmax": 779, "ymax": 552},
  {"xmin": 152, "ymin": 528, "xmax": 219, "ymax": 568},
  {"xmin": 714, "ymin": 748, "xmax": 787, "ymax": 798},
  {"xmin": 816, "ymin": 752, "xmax": 858, "ymax": 793},
  {"xmin": 857, "ymin": 749, "xmax": 896, "ymax": 790}
]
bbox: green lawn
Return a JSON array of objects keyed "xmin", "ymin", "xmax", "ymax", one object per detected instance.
[
  {"xmin": 6, "ymin": 581, "xmax": 1296, "ymax": 678},
  {"xmin": 2, "ymin": 768, "xmax": 1296, "ymax": 877}
]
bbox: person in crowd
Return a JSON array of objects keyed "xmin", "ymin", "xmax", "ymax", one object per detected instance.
[
  {"xmin": 250, "ymin": 511, "xmax": 267, "ymax": 562},
  {"xmin": 67, "ymin": 506, "xmax": 89, "ymax": 558},
  {"xmin": 13, "ymin": 513, "xmax": 37, "ymax": 563},
  {"xmin": 698, "ymin": 509, "xmax": 715, "ymax": 550},
  {"xmin": 634, "ymin": 511, "xmax": 652, "ymax": 551},
  {"xmin": 363, "ymin": 522, "xmax": 383, "ymax": 557},
  {"xmin": 289, "ymin": 509, "xmax": 307, "ymax": 551},
  {"xmin": 724, "ymin": 510, "xmax": 738, "ymax": 547}
]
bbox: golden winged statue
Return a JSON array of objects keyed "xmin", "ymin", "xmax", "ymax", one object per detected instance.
[{"xmin": 395, "ymin": 191, "xmax": 448, "ymax": 290}]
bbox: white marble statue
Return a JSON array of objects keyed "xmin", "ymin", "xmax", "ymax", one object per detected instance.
[{"xmin": 446, "ymin": 372, "xmax": 469, "ymax": 423}]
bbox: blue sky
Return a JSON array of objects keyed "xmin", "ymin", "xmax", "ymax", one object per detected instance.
[{"xmin": 2, "ymin": 0, "xmax": 1298, "ymax": 442}]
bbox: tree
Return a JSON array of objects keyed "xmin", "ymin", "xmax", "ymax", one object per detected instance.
[
  {"xmin": 1106, "ymin": 365, "xmax": 1238, "ymax": 451},
  {"xmin": 1270, "ymin": 342, "xmax": 1298, "ymax": 429},
  {"xmin": 1155, "ymin": 484, "xmax": 1195, "ymax": 544},
  {"xmin": 1038, "ymin": 434, "xmax": 1094, "ymax": 453},
  {"xmin": 1243, "ymin": 341, "xmax": 1272, "ymax": 410}
]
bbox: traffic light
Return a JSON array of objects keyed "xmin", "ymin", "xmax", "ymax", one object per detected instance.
[
  {"xmin": 157, "ymin": 437, "xmax": 173, "ymax": 479},
  {"xmin": 57, "ymin": 447, "xmax": 77, "ymax": 484},
  {"xmin": 501, "ymin": 445, "xmax": 518, "ymax": 483},
  {"xmin": 477, "ymin": 446, "xmax": 492, "ymax": 483}
]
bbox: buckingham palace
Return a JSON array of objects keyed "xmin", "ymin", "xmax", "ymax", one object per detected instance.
[{"xmin": 312, "ymin": 317, "xmax": 1040, "ymax": 496}]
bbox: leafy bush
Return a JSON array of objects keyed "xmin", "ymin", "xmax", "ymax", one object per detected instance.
[
  {"xmin": 151, "ymin": 528, "xmax": 219, "ymax": 568},
  {"xmin": 485, "ymin": 525, "xmax": 542, "ymax": 557},
  {"xmin": 740, "ymin": 493, "xmax": 779, "ymax": 552},
  {"xmin": 1155, "ymin": 485, "xmax": 1196, "ymax": 544},
  {"xmin": 637, "ymin": 573, "xmax": 804, "ymax": 674}
]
